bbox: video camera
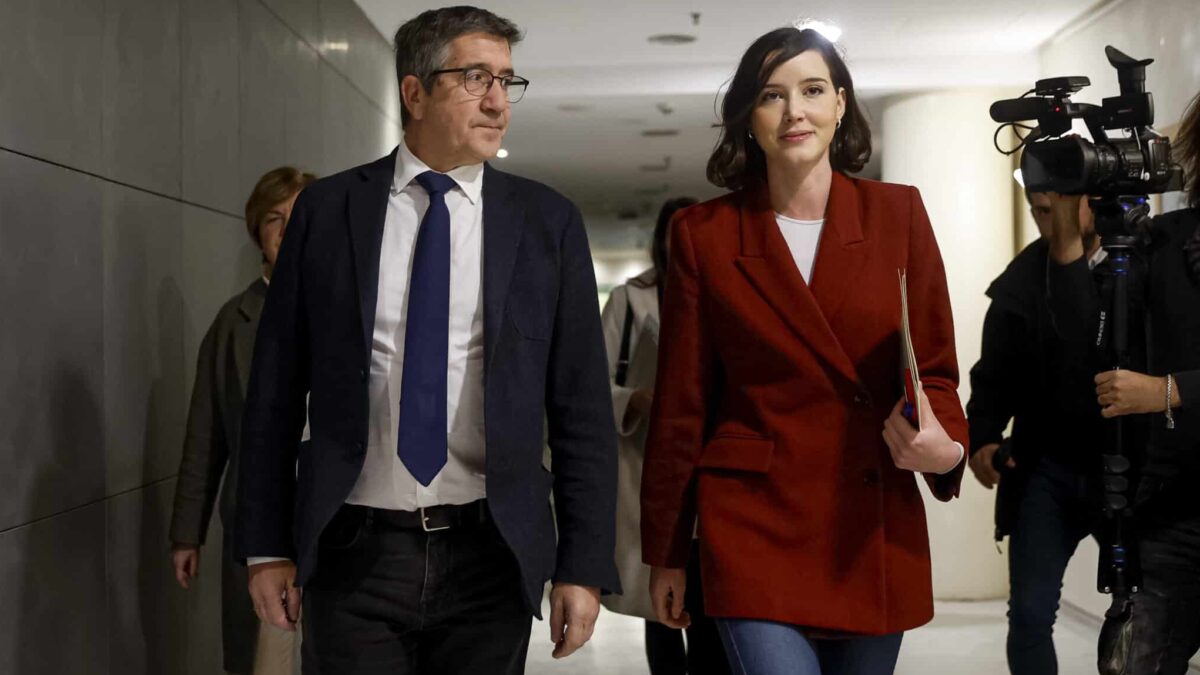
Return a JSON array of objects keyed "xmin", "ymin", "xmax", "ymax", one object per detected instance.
[{"xmin": 989, "ymin": 46, "xmax": 1183, "ymax": 198}]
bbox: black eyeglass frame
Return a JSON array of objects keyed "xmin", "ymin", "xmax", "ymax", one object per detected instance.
[{"xmin": 427, "ymin": 67, "xmax": 530, "ymax": 103}]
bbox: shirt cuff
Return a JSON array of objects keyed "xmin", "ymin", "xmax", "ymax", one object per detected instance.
[
  {"xmin": 247, "ymin": 556, "xmax": 291, "ymax": 566},
  {"xmin": 936, "ymin": 442, "xmax": 965, "ymax": 475}
]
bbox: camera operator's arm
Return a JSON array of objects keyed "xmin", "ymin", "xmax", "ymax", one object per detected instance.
[
  {"xmin": 1045, "ymin": 193, "xmax": 1099, "ymax": 349},
  {"xmin": 966, "ymin": 300, "xmax": 1027, "ymax": 488}
]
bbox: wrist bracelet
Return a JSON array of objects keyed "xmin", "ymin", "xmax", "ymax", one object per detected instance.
[{"xmin": 1166, "ymin": 374, "xmax": 1176, "ymax": 430}]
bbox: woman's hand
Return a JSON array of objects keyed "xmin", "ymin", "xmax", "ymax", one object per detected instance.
[
  {"xmin": 171, "ymin": 544, "xmax": 200, "ymax": 589},
  {"xmin": 882, "ymin": 387, "xmax": 962, "ymax": 475},
  {"xmin": 649, "ymin": 566, "xmax": 690, "ymax": 629},
  {"xmin": 1095, "ymin": 370, "xmax": 1178, "ymax": 418}
]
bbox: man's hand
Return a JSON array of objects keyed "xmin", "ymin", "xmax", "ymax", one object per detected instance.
[
  {"xmin": 171, "ymin": 544, "xmax": 200, "ymax": 589},
  {"xmin": 548, "ymin": 583, "xmax": 601, "ymax": 659},
  {"xmin": 248, "ymin": 560, "xmax": 302, "ymax": 631},
  {"xmin": 1096, "ymin": 370, "xmax": 1178, "ymax": 418},
  {"xmin": 1047, "ymin": 192, "xmax": 1086, "ymax": 265},
  {"xmin": 968, "ymin": 443, "xmax": 1014, "ymax": 490},
  {"xmin": 649, "ymin": 566, "xmax": 690, "ymax": 630},
  {"xmin": 882, "ymin": 387, "xmax": 963, "ymax": 474}
]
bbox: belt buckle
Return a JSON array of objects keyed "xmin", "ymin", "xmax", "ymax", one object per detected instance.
[{"xmin": 420, "ymin": 507, "xmax": 450, "ymax": 533}]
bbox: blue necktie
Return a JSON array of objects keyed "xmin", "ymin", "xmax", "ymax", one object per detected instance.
[{"xmin": 397, "ymin": 170, "xmax": 457, "ymax": 486}]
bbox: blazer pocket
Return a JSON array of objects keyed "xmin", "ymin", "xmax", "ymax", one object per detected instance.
[
  {"xmin": 510, "ymin": 306, "xmax": 550, "ymax": 341},
  {"xmin": 697, "ymin": 435, "xmax": 775, "ymax": 473}
]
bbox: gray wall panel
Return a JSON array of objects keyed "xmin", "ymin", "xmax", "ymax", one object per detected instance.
[
  {"xmin": 0, "ymin": 153, "xmax": 106, "ymax": 532},
  {"xmin": 0, "ymin": 0, "xmax": 105, "ymax": 172},
  {"xmin": 0, "ymin": 504, "xmax": 108, "ymax": 675},
  {"xmin": 102, "ymin": 184, "xmax": 187, "ymax": 495},
  {"xmin": 237, "ymin": 0, "xmax": 326, "ymax": 178},
  {"xmin": 180, "ymin": 206, "xmax": 260, "ymax": 392},
  {"xmin": 106, "ymin": 479, "xmax": 189, "ymax": 674},
  {"xmin": 262, "ymin": 0, "xmax": 323, "ymax": 52},
  {"xmin": 2, "ymin": 0, "xmax": 399, "ymax": 668},
  {"xmin": 182, "ymin": 0, "xmax": 242, "ymax": 215},
  {"xmin": 319, "ymin": 0, "xmax": 395, "ymax": 116},
  {"xmin": 101, "ymin": 0, "xmax": 183, "ymax": 197}
]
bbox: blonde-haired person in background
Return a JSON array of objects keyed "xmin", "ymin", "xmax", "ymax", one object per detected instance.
[{"xmin": 168, "ymin": 166, "xmax": 315, "ymax": 675}]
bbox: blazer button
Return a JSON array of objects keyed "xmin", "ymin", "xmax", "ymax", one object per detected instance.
[
  {"xmin": 360, "ymin": 368, "xmax": 368, "ymax": 382},
  {"xmin": 862, "ymin": 469, "xmax": 880, "ymax": 487}
]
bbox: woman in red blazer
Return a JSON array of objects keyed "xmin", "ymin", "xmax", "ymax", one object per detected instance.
[{"xmin": 640, "ymin": 27, "xmax": 969, "ymax": 675}]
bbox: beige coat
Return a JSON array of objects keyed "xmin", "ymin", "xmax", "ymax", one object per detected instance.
[{"xmin": 598, "ymin": 269, "xmax": 660, "ymax": 620}]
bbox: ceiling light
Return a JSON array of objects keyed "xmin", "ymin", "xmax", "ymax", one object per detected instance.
[
  {"xmin": 322, "ymin": 41, "xmax": 350, "ymax": 52},
  {"xmin": 792, "ymin": 18, "xmax": 842, "ymax": 43},
  {"xmin": 496, "ymin": 148, "xmax": 509, "ymax": 159},
  {"xmin": 648, "ymin": 33, "xmax": 696, "ymax": 45}
]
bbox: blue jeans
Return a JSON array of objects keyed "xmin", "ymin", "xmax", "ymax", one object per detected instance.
[
  {"xmin": 1007, "ymin": 457, "xmax": 1098, "ymax": 674},
  {"xmin": 716, "ymin": 619, "xmax": 903, "ymax": 675}
]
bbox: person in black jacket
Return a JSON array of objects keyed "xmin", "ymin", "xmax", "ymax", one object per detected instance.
[
  {"xmin": 1045, "ymin": 91, "xmax": 1200, "ymax": 675},
  {"xmin": 966, "ymin": 188, "xmax": 1105, "ymax": 674}
]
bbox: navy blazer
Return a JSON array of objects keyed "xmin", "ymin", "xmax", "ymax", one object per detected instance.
[{"xmin": 234, "ymin": 149, "xmax": 621, "ymax": 613}]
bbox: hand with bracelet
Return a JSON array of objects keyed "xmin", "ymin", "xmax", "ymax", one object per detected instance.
[{"xmin": 1095, "ymin": 369, "xmax": 1184, "ymax": 426}]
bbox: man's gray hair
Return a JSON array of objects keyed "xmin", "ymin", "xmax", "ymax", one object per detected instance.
[{"xmin": 393, "ymin": 6, "xmax": 523, "ymax": 128}]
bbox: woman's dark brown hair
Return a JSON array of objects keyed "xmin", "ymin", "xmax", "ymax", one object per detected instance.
[
  {"xmin": 707, "ymin": 27, "xmax": 871, "ymax": 190},
  {"xmin": 244, "ymin": 166, "xmax": 317, "ymax": 246},
  {"xmin": 639, "ymin": 196, "xmax": 698, "ymax": 296}
]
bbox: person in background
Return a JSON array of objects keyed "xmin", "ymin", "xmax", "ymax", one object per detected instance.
[
  {"xmin": 1045, "ymin": 91, "xmax": 1200, "ymax": 675},
  {"xmin": 601, "ymin": 197, "xmax": 729, "ymax": 675},
  {"xmin": 641, "ymin": 26, "xmax": 967, "ymax": 675},
  {"xmin": 169, "ymin": 166, "xmax": 315, "ymax": 675},
  {"xmin": 966, "ymin": 186, "xmax": 1104, "ymax": 674}
]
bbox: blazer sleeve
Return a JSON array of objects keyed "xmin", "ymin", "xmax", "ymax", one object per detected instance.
[
  {"xmin": 169, "ymin": 314, "xmax": 230, "ymax": 545},
  {"xmin": 640, "ymin": 213, "xmax": 714, "ymax": 568},
  {"xmin": 233, "ymin": 190, "xmax": 313, "ymax": 562},
  {"xmin": 545, "ymin": 204, "xmax": 621, "ymax": 594},
  {"xmin": 906, "ymin": 187, "xmax": 968, "ymax": 500},
  {"xmin": 600, "ymin": 285, "xmax": 643, "ymax": 437}
]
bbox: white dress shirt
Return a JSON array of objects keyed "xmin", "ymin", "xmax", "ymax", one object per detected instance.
[
  {"xmin": 347, "ymin": 140, "xmax": 488, "ymax": 510},
  {"xmin": 248, "ymin": 142, "xmax": 487, "ymax": 566}
]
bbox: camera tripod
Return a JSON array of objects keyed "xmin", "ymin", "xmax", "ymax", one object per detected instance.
[{"xmin": 1091, "ymin": 195, "xmax": 1153, "ymax": 597}]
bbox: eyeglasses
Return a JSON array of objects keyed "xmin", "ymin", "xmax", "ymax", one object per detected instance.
[{"xmin": 428, "ymin": 67, "xmax": 530, "ymax": 104}]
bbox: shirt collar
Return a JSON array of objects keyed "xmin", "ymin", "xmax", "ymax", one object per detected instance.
[
  {"xmin": 392, "ymin": 138, "xmax": 484, "ymax": 205},
  {"xmin": 1088, "ymin": 246, "xmax": 1108, "ymax": 270}
]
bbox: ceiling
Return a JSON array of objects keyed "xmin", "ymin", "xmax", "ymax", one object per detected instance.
[{"xmin": 355, "ymin": 0, "xmax": 1101, "ymax": 216}]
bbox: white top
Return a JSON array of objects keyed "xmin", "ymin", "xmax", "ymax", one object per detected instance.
[
  {"xmin": 250, "ymin": 141, "xmax": 488, "ymax": 565},
  {"xmin": 775, "ymin": 213, "xmax": 825, "ymax": 282}
]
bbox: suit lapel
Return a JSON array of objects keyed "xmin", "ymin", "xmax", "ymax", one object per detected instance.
[
  {"xmin": 808, "ymin": 172, "xmax": 867, "ymax": 326},
  {"xmin": 481, "ymin": 164, "xmax": 526, "ymax": 374},
  {"xmin": 348, "ymin": 150, "xmax": 398, "ymax": 356},
  {"xmin": 733, "ymin": 182, "xmax": 861, "ymax": 385}
]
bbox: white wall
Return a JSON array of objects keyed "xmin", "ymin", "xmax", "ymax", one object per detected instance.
[
  {"xmin": 1038, "ymin": 0, "xmax": 1200, "ymax": 631},
  {"xmin": 882, "ymin": 88, "xmax": 1018, "ymax": 601}
]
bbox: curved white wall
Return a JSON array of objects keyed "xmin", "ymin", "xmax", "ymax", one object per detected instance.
[{"xmin": 881, "ymin": 89, "xmax": 1017, "ymax": 600}]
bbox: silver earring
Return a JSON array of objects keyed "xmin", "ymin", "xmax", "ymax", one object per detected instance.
[
  {"xmin": 748, "ymin": 130, "xmax": 754, "ymax": 139},
  {"xmin": 836, "ymin": 118, "xmax": 842, "ymax": 130}
]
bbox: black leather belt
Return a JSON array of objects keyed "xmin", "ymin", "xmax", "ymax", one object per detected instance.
[{"xmin": 352, "ymin": 499, "xmax": 490, "ymax": 533}]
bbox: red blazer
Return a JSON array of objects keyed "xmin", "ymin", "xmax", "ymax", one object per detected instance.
[{"xmin": 640, "ymin": 172, "xmax": 968, "ymax": 635}]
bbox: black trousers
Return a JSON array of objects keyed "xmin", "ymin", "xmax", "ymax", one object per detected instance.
[
  {"xmin": 1100, "ymin": 514, "xmax": 1200, "ymax": 675},
  {"xmin": 644, "ymin": 540, "xmax": 730, "ymax": 675},
  {"xmin": 300, "ymin": 505, "xmax": 532, "ymax": 675},
  {"xmin": 1007, "ymin": 457, "xmax": 1098, "ymax": 675}
]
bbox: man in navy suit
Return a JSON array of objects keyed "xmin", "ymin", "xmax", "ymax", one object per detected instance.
[{"xmin": 233, "ymin": 7, "xmax": 620, "ymax": 673}]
